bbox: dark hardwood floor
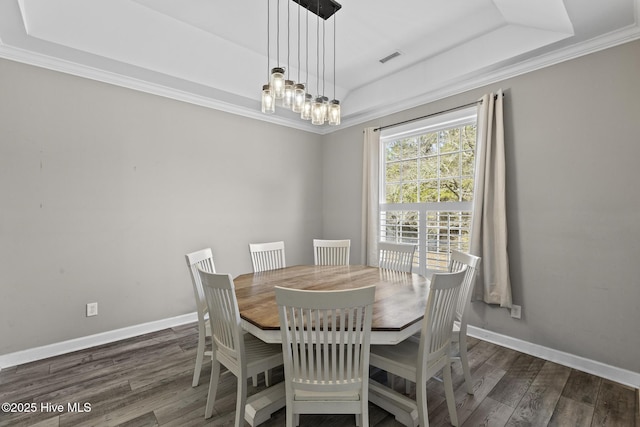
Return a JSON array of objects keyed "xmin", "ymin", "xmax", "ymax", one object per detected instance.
[{"xmin": 1, "ymin": 322, "xmax": 637, "ymax": 427}]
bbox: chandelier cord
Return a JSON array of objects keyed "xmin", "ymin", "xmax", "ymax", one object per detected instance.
[
  {"xmin": 316, "ymin": 1, "xmax": 320, "ymax": 96},
  {"xmin": 276, "ymin": 0, "xmax": 280, "ymax": 67},
  {"xmin": 333, "ymin": 13, "xmax": 336, "ymax": 100},
  {"xmin": 305, "ymin": 7, "xmax": 309, "ymax": 87},
  {"xmin": 297, "ymin": 2, "xmax": 300, "ymax": 83},
  {"xmin": 322, "ymin": 19, "xmax": 325, "ymax": 97},
  {"xmin": 267, "ymin": 0, "xmax": 270, "ymax": 81},
  {"xmin": 287, "ymin": 1, "xmax": 290, "ymax": 78}
]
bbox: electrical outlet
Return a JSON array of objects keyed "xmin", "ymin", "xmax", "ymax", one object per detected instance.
[
  {"xmin": 510, "ymin": 304, "xmax": 521, "ymax": 319},
  {"xmin": 86, "ymin": 302, "xmax": 98, "ymax": 317}
]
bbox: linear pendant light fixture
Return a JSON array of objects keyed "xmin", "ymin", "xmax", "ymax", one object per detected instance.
[{"xmin": 262, "ymin": 0, "xmax": 342, "ymax": 126}]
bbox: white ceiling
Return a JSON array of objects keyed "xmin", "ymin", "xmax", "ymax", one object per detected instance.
[{"xmin": 1, "ymin": 0, "xmax": 639, "ymax": 133}]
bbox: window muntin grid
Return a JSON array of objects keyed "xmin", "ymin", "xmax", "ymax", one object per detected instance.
[
  {"xmin": 383, "ymin": 125, "xmax": 476, "ymax": 204},
  {"xmin": 380, "ymin": 112, "xmax": 476, "ymax": 274}
]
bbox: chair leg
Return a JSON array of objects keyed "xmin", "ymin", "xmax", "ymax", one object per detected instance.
[
  {"xmin": 285, "ymin": 407, "xmax": 294, "ymax": 427},
  {"xmin": 252, "ymin": 374, "xmax": 258, "ymax": 386},
  {"xmin": 443, "ymin": 361, "xmax": 459, "ymax": 427},
  {"xmin": 192, "ymin": 328, "xmax": 205, "ymax": 387},
  {"xmin": 235, "ymin": 374, "xmax": 248, "ymax": 427},
  {"xmin": 459, "ymin": 333, "xmax": 474, "ymax": 395},
  {"xmin": 205, "ymin": 359, "xmax": 221, "ymax": 418},
  {"xmin": 264, "ymin": 369, "xmax": 271, "ymax": 387},
  {"xmin": 416, "ymin": 377, "xmax": 429, "ymax": 427},
  {"xmin": 360, "ymin": 400, "xmax": 369, "ymax": 427}
]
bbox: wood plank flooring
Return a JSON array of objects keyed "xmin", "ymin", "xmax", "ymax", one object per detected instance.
[{"xmin": 0, "ymin": 323, "xmax": 637, "ymax": 427}]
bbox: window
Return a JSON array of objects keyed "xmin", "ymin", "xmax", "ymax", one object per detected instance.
[{"xmin": 380, "ymin": 107, "xmax": 477, "ymax": 274}]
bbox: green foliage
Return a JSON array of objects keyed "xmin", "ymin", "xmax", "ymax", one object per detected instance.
[
  {"xmin": 382, "ymin": 123, "xmax": 476, "ymax": 265},
  {"xmin": 383, "ymin": 124, "xmax": 476, "ymax": 203}
]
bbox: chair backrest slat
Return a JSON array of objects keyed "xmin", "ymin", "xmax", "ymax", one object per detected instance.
[
  {"xmin": 418, "ymin": 268, "xmax": 466, "ymax": 363},
  {"xmin": 276, "ymin": 285, "xmax": 375, "ymax": 393},
  {"xmin": 185, "ymin": 248, "xmax": 216, "ymax": 317},
  {"xmin": 249, "ymin": 241, "xmax": 286, "ymax": 272},
  {"xmin": 378, "ymin": 242, "xmax": 417, "ymax": 273},
  {"xmin": 448, "ymin": 250, "xmax": 481, "ymax": 323},
  {"xmin": 198, "ymin": 270, "xmax": 244, "ymax": 362},
  {"xmin": 313, "ymin": 239, "xmax": 351, "ymax": 266}
]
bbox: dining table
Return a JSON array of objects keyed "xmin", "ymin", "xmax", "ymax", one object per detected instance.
[
  {"xmin": 234, "ymin": 264, "xmax": 432, "ymax": 426},
  {"xmin": 234, "ymin": 264, "xmax": 431, "ymax": 345}
]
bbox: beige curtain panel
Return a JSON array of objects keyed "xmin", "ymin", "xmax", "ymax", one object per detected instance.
[
  {"xmin": 470, "ymin": 89, "xmax": 513, "ymax": 308},
  {"xmin": 361, "ymin": 127, "xmax": 380, "ymax": 266}
]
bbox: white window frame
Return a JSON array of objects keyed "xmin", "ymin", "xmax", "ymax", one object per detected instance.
[{"xmin": 379, "ymin": 107, "xmax": 477, "ymax": 276}]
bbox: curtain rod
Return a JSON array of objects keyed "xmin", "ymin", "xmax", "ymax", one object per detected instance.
[{"xmin": 373, "ymin": 93, "xmax": 502, "ymax": 133}]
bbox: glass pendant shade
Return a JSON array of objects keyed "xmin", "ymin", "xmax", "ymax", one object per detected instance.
[
  {"xmin": 262, "ymin": 85, "xmax": 275, "ymax": 114},
  {"xmin": 301, "ymin": 93, "xmax": 313, "ymax": 120},
  {"xmin": 283, "ymin": 80, "xmax": 295, "ymax": 108},
  {"xmin": 292, "ymin": 84, "xmax": 306, "ymax": 113},
  {"xmin": 270, "ymin": 67, "xmax": 285, "ymax": 99},
  {"xmin": 321, "ymin": 96, "xmax": 329, "ymax": 122},
  {"xmin": 311, "ymin": 96, "xmax": 325, "ymax": 125},
  {"xmin": 328, "ymin": 99, "xmax": 340, "ymax": 125}
]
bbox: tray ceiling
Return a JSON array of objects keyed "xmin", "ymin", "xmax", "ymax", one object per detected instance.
[{"xmin": 1, "ymin": 0, "xmax": 638, "ymax": 133}]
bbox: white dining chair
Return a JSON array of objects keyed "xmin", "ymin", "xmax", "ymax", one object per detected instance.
[
  {"xmin": 199, "ymin": 269, "xmax": 284, "ymax": 425},
  {"xmin": 404, "ymin": 250, "xmax": 481, "ymax": 396},
  {"xmin": 249, "ymin": 241, "xmax": 286, "ymax": 272},
  {"xmin": 377, "ymin": 242, "xmax": 417, "ymax": 388},
  {"xmin": 313, "ymin": 239, "xmax": 350, "ymax": 265},
  {"xmin": 448, "ymin": 250, "xmax": 481, "ymax": 394},
  {"xmin": 275, "ymin": 284, "xmax": 376, "ymax": 427},
  {"xmin": 378, "ymin": 241, "xmax": 417, "ymax": 273},
  {"xmin": 247, "ymin": 241, "xmax": 287, "ymax": 386},
  {"xmin": 369, "ymin": 268, "xmax": 467, "ymax": 427},
  {"xmin": 185, "ymin": 248, "xmax": 216, "ymax": 387}
]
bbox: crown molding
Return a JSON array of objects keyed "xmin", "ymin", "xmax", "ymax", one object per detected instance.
[
  {"xmin": 0, "ymin": 43, "xmax": 328, "ymax": 134},
  {"xmin": 338, "ymin": 21, "xmax": 640, "ymax": 130},
  {"xmin": 1, "ymin": 19, "xmax": 639, "ymax": 135}
]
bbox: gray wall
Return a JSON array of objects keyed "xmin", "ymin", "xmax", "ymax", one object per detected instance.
[
  {"xmin": 0, "ymin": 59, "xmax": 322, "ymax": 355},
  {"xmin": 322, "ymin": 39, "xmax": 640, "ymax": 374},
  {"xmin": 2, "ymin": 40, "xmax": 639, "ymax": 375}
]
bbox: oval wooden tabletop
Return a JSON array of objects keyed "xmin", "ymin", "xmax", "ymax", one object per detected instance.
[{"xmin": 234, "ymin": 265, "xmax": 430, "ymax": 332}]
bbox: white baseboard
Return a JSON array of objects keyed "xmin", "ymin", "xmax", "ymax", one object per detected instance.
[
  {"xmin": 467, "ymin": 325, "xmax": 640, "ymax": 390},
  {"xmin": 0, "ymin": 312, "xmax": 198, "ymax": 371},
  {"xmin": 2, "ymin": 314, "xmax": 638, "ymax": 391}
]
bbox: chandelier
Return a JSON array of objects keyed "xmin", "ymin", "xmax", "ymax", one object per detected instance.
[{"xmin": 261, "ymin": 0, "xmax": 342, "ymax": 126}]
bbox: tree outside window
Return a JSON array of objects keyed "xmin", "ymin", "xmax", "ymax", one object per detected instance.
[{"xmin": 380, "ymin": 113, "xmax": 476, "ymax": 273}]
